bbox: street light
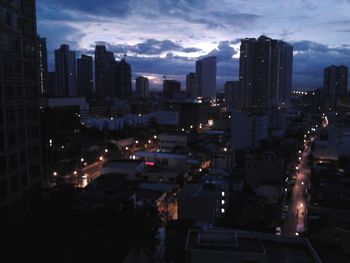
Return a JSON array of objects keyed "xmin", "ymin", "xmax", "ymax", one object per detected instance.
[
  {"xmin": 73, "ymin": 171, "xmax": 77, "ymax": 175},
  {"xmin": 99, "ymin": 156, "xmax": 104, "ymax": 161},
  {"xmin": 153, "ymin": 135, "xmax": 157, "ymax": 139},
  {"xmin": 80, "ymin": 158, "xmax": 84, "ymax": 162},
  {"xmin": 105, "ymin": 149, "xmax": 108, "ymax": 153},
  {"xmin": 53, "ymin": 172, "xmax": 57, "ymax": 176}
]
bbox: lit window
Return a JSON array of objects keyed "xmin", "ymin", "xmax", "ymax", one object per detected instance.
[
  {"xmin": 221, "ymin": 200, "xmax": 225, "ymax": 205},
  {"xmin": 221, "ymin": 191, "xmax": 225, "ymax": 197},
  {"xmin": 221, "ymin": 208, "xmax": 225, "ymax": 214}
]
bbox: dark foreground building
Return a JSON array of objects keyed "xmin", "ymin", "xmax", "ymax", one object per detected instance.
[{"xmin": 0, "ymin": 0, "xmax": 42, "ymax": 219}]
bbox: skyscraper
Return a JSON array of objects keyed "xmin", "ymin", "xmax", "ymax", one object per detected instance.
[
  {"xmin": 186, "ymin": 72, "xmax": 197, "ymax": 98},
  {"xmin": 110, "ymin": 58, "xmax": 132, "ymax": 99},
  {"xmin": 163, "ymin": 80, "xmax": 181, "ymax": 99},
  {"xmin": 239, "ymin": 36, "xmax": 293, "ymax": 109},
  {"xmin": 224, "ymin": 81, "xmax": 241, "ymax": 108},
  {"xmin": 196, "ymin": 57, "xmax": 217, "ymax": 98},
  {"xmin": 323, "ymin": 65, "xmax": 348, "ymax": 97},
  {"xmin": 77, "ymin": 54, "xmax": 93, "ymax": 98},
  {"xmin": 55, "ymin": 44, "xmax": 77, "ymax": 97},
  {"xmin": 136, "ymin": 76, "xmax": 150, "ymax": 98},
  {"xmin": 95, "ymin": 45, "xmax": 115, "ymax": 100},
  {"xmin": 37, "ymin": 37, "xmax": 48, "ymax": 95},
  {"xmin": 0, "ymin": 0, "xmax": 42, "ymax": 218}
]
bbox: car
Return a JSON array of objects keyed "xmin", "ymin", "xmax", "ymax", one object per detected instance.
[{"xmin": 275, "ymin": 226, "xmax": 281, "ymax": 235}]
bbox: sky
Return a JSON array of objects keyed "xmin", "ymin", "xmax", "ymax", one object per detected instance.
[{"xmin": 37, "ymin": 0, "xmax": 350, "ymax": 91}]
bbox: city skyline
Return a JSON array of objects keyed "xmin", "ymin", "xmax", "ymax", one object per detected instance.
[{"xmin": 37, "ymin": 0, "xmax": 350, "ymax": 91}]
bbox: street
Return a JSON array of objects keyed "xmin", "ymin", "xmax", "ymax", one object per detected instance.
[{"xmin": 283, "ymin": 143, "xmax": 311, "ymax": 237}]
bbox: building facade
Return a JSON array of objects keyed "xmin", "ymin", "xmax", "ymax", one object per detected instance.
[
  {"xmin": 37, "ymin": 36, "xmax": 48, "ymax": 95},
  {"xmin": 163, "ymin": 79, "xmax": 181, "ymax": 100},
  {"xmin": 54, "ymin": 44, "xmax": 76, "ymax": 97},
  {"xmin": 110, "ymin": 58, "xmax": 132, "ymax": 99},
  {"xmin": 77, "ymin": 54, "xmax": 93, "ymax": 98},
  {"xmin": 239, "ymin": 36, "xmax": 293, "ymax": 109},
  {"xmin": 95, "ymin": 45, "xmax": 115, "ymax": 100},
  {"xmin": 231, "ymin": 110, "xmax": 268, "ymax": 150},
  {"xmin": 323, "ymin": 65, "xmax": 348, "ymax": 97},
  {"xmin": 196, "ymin": 56, "xmax": 217, "ymax": 98},
  {"xmin": 136, "ymin": 76, "xmax": 149, "ymax": 98},
  {"xmin": 0, "ymin": 0, "xmax": 42, "ymax": 218},
  {"xmin": 186, "ymin": 72, "xmax": 197, "ymax": 98}
]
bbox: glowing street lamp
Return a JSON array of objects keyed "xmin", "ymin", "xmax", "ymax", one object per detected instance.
[
  {"xmin": 53, "ymin": 172, "xmax": 57, "ymax": 176},
  {"xmin": 80, "ymin": 158, "xmax": 84, "ymax": 162},
  {"xmin": 105, "ymin": 149, "xmax": 108, "ymax": 153}
]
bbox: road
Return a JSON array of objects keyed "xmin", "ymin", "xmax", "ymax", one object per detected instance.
[
  {"xmin": 78, "ymin": 161, "xmax": 103, "ymax": 188},
  {"xmin": 283, "ymin": 143, "xmax": 312, "ymax": 237}
]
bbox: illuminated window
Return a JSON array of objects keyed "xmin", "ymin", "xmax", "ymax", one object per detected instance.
[{"xmin": 221, "ymin": 208, "xmax": 225, "ymax": 214}]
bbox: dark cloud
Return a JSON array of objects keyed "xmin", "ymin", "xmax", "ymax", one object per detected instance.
[
  {"xmin": 37, "ymin": 0, "xmax": 131, "ymax": 17},
  {"xmin": 206, "ymin": 41, "xmax": 237, "ymax": 62},
  {"xmin": 92, "ymin": 39, "xmax": 202, "ymax": 56},
  {"xmin": 292, "ymin": 40, "xmax": 350, "ymax": 89}
]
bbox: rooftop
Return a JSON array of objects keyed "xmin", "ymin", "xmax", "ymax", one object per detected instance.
[{"xmin": 186, "ymin": 227, "xmax": 322, "ymax": 263}]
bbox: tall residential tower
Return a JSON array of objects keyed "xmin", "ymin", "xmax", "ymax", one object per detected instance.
[
  {"xmin": 0, "ymin": 0, "xmax": 42, "ymax": 218},
  {"xmin": 196, "ymin": 57, "xmax": 217, "ymax": 98}
]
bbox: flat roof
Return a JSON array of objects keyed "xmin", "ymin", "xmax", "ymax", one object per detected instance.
[
  {"xmin": 186, "ymin": 228, "xmax": 322, "ymax": 263},
  {"xmin": 135, "ymin": 151, "xmax": 189, "ymax": 160},
  {"xmin": 103, "ymin": 160, "xmax": 144, "ymax": 168}
]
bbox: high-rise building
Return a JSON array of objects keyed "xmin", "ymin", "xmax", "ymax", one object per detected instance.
[
  {"xmin": 186, "ymin": 72, "xmax": 198, "ymax": 98},
  {"xmin": 136, "ymin": 76, "xmax": 149, "ymax": 98},
  {"xmin": 163, "ymin": 79, "xmax": 181, "ymax": 99},
  {"xmin": 196, "ymin": 57, "xmax": 217, "ymax": 98},
  {"xmin": 110, "ymin": 58, "xmax": 132, "ymax": 99},
  {"xmin": 46, "ymin": 72, "xmax": 56, "ymax": 96},
  {"xmin": 77, "ymin": 54, "xmax": 93, "ymax": 98},
  {"xmin": 323, "ymin": 65, "xmax": 348, "ymax": 97},
  {"xmin": 224, "ymin": 81, "xmax": 241, "ymax": 108},
  {"xmin": 0, "ymin": 0, "xmax": 42, "ymax": 219},
  {"xmin": 239, "ymin": 36, "xmax": 293, "ymax": 109},
  {"xmin": 95, "ymin": 45, "xmax": 115, "ymax": 100},
  {"xmin": 54, "ymin": 44, "xmax": 77, "ymax": 97},
  {"xmin": 37, "ymin": 36, "xmax": 48, "ymax": 95}
]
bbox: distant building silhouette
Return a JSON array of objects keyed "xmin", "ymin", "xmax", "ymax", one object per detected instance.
[
  {"xmin": 136, "ymin": 76, "xmax": 150, "ymax": 98},
  {"xmin": 47, "ymin": 72, "xmax": 56, "ymax": 97},
  {"xmin": 323, "ymin": 65, "xmax": 348, "ymax": 97},
  {"xmin": 239, "ymin": 36, "xmax": 293, "ymax": 109},
  {"xmin": 37, "ymin": 36, "xmax": 48, "ymax": 95},
  {"xmin": 77, "ymin": 54, "xmax": 93, "ymax": 98},
  {"xmin": 163, "ymin": 79, "xmax": 181, "ymax": 99},
  {"xmin": 55, "ymin": 44, "xmax": 77, "ymax": 97},
  {"xmin": 95, "ymin": 45, "xmax": 115, "ymax": 100},
  {"xmin": 224, "ymin": 81, "xmax": 241, "ymax": 108},
  {"xmin": 322, "ymin": 65, "xmax": 348, "ymax": 109},
  {"xmin": 110, "ymin": 58, "xmax": 132, "ymax": 99},
  {"xmin": 0, "ymin": 0, "xmax": 42, "ymax": 219},
  {"xmin": 196, "ymin": 57, "xmax": 217, "ymax": 98},
  {"xmin": 186, "ymin": 72, "xmax": 198, "ymax": 98}
]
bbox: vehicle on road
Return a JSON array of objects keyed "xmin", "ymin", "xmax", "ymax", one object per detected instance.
[{"xmin": 275, "ymin": 226, "xmax": 281, "ymax": 235}]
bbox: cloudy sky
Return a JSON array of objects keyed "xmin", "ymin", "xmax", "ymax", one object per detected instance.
[{"xmin": 37, "ymin": 0, "xmax": 350, "ymax": 91}]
